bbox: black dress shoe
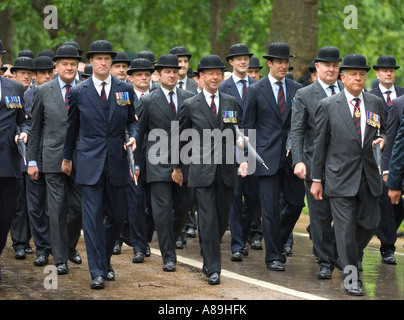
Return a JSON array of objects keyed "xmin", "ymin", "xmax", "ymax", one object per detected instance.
[
  {"xmin": 267, "ymin": 260, "xmax": 285, "ymax": 271},
  {"xmin": 208, "ymin": 272, "xmax": 220, "ymax": 285},
  {"xmin": 132, "ymin": 252, "xmax": 145, "ymax": 263},
  {"xmin": 250, "ymin": 239, "xmax": 263, "ymax": 250},
  {"xmin": 176, "ymin": 239, "xmax": 184, "ymax": 249},
  {"xmin": 163, "ymin": 261, "xmax": 176, "ymax": 272},
  {"xmin": 25, "ymin": 247, "xmax": 33, "ymax": 254},
  {"xmin": 113, "ymin": 242, "xmax": 121, "ymax": 255},
  {"xmin": 68, "ymin": 250, "xmax": 82, "ymax": 264},
  {"xmin": 231, "ymin": 251, "xmax": 243, "ymax": 262},
  {"xmin": 382, "ymin": 253, "xmax": 396, "ymax": 265},
  {"xmin": 317, "ymin": 265, "xmax": 332, "ymax": 279},
  {"xmin": 34, "ymin": 255, "xmax": 49, "ymax": 266},
  {"xmin": 242, "ymin": 245, "xmax": 249, "ymax": 257},
  {"xmin": 56, "ymin": 263, "xmax": 68, "ymax": 275},
  {"xmin": 345, "ymin": 281, "xmax": 363, "ymax": 296},
  {"xmin": 186, "ymin": 227, "xmax": 196, "ymax": 238},
  {"xmin": 15, "ymin": 248, "xmax": 26, "ymax": 260},
  {"xmin": 145, "ymin": 246, "xmax": 151, "ymax": 257},
  {"xmin": 90, "ymin": 276, "xmax": 105, "ymax": 289},
  {"xmin": 106, "ymin": 265, "xmax": 115, "ymax": 281}
]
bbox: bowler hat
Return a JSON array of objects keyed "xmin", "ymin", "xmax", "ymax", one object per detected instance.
[
  {"xmin": 113, "ymin": 52, "xmax": 131, "ymax": 66},
  {"xmin": 63, "ymin": 41, "xmax": 83, "ymax": 55},
  {"xmin": 315, "ymin": 46, "xmax": 343, "ymax": 63},
  {"xmin": 169, "ymin": 46, "xmax": 192, "ymax": 59},
  {"xmin": 18, "ymin": 50, "xmax": 35, "ymax": 59},
  {"xmin": 82, "ymin": 64, "xmax": 93, "ymax": 78},
  {"xmin": 1, "ymin": 64, "xmax": 7, "ymax": 72},
  {"xmin": 127, "ymin": 58, "xmax": 155, "ymax": 75},
  {"xmin": 37, "ymin": 50, "xmax": 55, "ymax": 59},
  {"xmin": 373, "ymin": 55, "xmax": 400, "ymax": 70},
  {"xmin": 339, "ymin": 54, "xmax": 371, "ymax": 72},
  {"xmin": 197, "ymin": 55, "xmax": 226, "ymax": 72},
  {"xmin": 154, "ymin": 54, "xmax": 181, "ymax": 70},
  {"xmin": 226, "ymin": 43, "xmax": 253, "ymax": 61},
  {"xmin": 308, "ymin": 59, "xmax": 317, "ymax": 73},
  {"xmin": 53, "ymin": 45, "xmax": 82, "ymax": 62},
  {"xmin": 0, "ymin": 40, "xmax": 6, "ymax": 54},
  {"xmin": 249, "ymin": 56, "xmax": 263, "ymax": 69},
  {"xmin": 10, "ymin": 57, "xmax": 34, "ymax": 73},
  {"xmin": 137, "ymin": 51, "xmax": 157, "ymax": 64},
  {"xmin": 263, "ymin": 42, "xmax": 295, "ymax": 60},
  {"xmin": 32, "ymin": 56, "xmax": 55, "ymax": 71},
  {"xmin": 86, "ymin": 40, "xmax": 117, "ymax": 59}
]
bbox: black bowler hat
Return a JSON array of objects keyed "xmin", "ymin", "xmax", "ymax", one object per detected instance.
[
  {"xmin": 86, "ymin": 40, "xmax": 117, "ymax": 59},
  {"xmin": 249, "ymin": 56, "xmax": 263, "ymax": 69},
  {"xmin": 373, "ymin": 55, "xmax": 400, "ymax": 70},
  {"xmin": 169, "ymin": 46, "xmax": 192, "ymax": 59},
  {"xmin": 0, "ymin": 40, "xmax": 6, "ymax": 54},
  {"xmin": 197, "ymin": 55, "xmax": 226, "ymax": 72},
  {"xmin": 1, "ymin": 64, "xmax": 7, "ymax": 72},
  {"xmin": 308, "ymin": 59, "xmax": 317, "ymax": 73},
  {"xmin": 187, "ymin": 66, "xmax": 195, "ymax": 78},
  {"xmin": 226, "ymin": 43, "xmax": 254, "ymax": 61},
  {"xmin": 137, "ymin": 51, "xmax": 157, "ymax": 64},
  {"xmin": 113, "ymin": 52, "xmax": 131, "ymax": 66},
  {"xmin": 82, "ymin": 64, "xmax": 93, "ymax": 78},
  {"xmin": 263, "ymin": 42, "xmax": 295, "ymax": 60},
  {"xmin": 53, "ymin": 45, "xmax": 82, "ymax": 62},
  {"xmin": 154, "ymin": 54, "xmax": 181, "ymax": 70},
  {"xmin": 127, "ymin": 58, "xmax": 155, "ymax": 75},
  {"xmin": 32, "ymin": 56, "xmax": 55, "ymax": 71},
  {"xmin": 63, "ymin": 41, "xmax": 83, "ymax": 55},
  {"xmin": 315, "ymin": 46, "xmax": 343, "ymax": 63},
  {"xmin": 37, "ymin": 50, "xmax": 55, "ymax": 59},
  {"xmin": 18, "ymin": 50, "xmax": 35, "ymax": 59},
  {"xmin": 10, "ymin": 57, "xmax": 34, "ymax": 73},
  {"xmin": 340, "ymin": 54, "xmax": 371, "ymax": 72}
]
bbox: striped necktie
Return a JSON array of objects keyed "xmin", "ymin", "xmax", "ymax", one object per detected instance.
[
  {"xmin": 276, "ymin": 81, "xmax": 286, "ymax": 121},
  {"xmin": 210, "ymin": 95, "xmax": 217, "ymax": 117},
  {"xmin": 64, "ymin": 84, "xmax": 71, "ymax": 109},
  {"xmin": 352, "ymin": 98, "xmax": 362, "ymax": 144},
  {"xmin": 169, "ymin": 91, "xmax": 176, "ymax": 114},
  {"xmin": 385, "ymin": 90, "xmax": 392, "ymax": 107},
  {"xmin": 101, "ymin": 82, "xmax": 107, "ymax": 105},
  {"xmin": 240, "ymin": 79, "xmax": 247, "ymax": 102},
  {"xmin": 329, "ymin": 85, "xmax": 336, "ymax": 95}
]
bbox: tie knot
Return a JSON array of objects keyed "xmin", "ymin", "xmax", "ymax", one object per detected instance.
[
  {"xmin": 386, "ymin": 90, "xmax": 391, "ymax": 95},
  {"xmin": 276, "ymin": 81, "xmax": 283, "ymax": 87},
  {"xmin": 65, "ymin": 84, "xmax": 71, "ymax": 89},
  {"xmin": 240, "ymin": 79, "xmax": 246, "ymax": 84},
  {"xmin": 101, "ymin": 82, "xmax": 106, "ymax": 87},
  {"xmin": 211, "ymin": 95, "xmax": 216, "ymax": 100},
  {"xmin": 353, "ymin": 98, "xmax": 360, "ymax": 107},
  {"xmin": 169, "ymin": 91, "xmax": 174, "ymax": 97}
]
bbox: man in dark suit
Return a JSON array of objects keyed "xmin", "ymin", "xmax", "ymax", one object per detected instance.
[
  {"xmin": 173, "ymin": 55, "xmax": 238, "ymax": 285},
  {"xmin": 311, "ymin": 54, "xmax": 385, "ymax": 296},
  {"xmin": 218, "ymin": 43, "xmax": 258, "ymax": 262},
  {"xmin": 387, "ymin": 116, "xmax": 404, "ymax": 204},
  {"xmin": 0, "ymin": 39, "xmax": 31, "ymax": 280},
  {"xmin": 291, "ymin": 46, "xmax": 343, "ymax": 279},
  {"xmin": 169, "ymin": 46, "xmax": 198, "ymax": 93},
  {"xmin": 62, "ymin": 40, "xmax": 138, "ymax": 289},
  {"xmin": 369, "ymin": 55, "xmax": 404, "ymax": 265},
  {"xmin": 135, "ymin": 54, "xmax": 194, "ymax": 272},
  {"xmin": 28, "ymin": 45, "xmax": 83, "ymax": 275},
  {"xmin": 240, "ymin": 42, "xmax": 305, "ymax": 272}
]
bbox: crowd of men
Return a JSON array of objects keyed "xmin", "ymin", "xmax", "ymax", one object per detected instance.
[{"xmin": 0, "ymin": 38, "xmax": 404, "ymax": 296}]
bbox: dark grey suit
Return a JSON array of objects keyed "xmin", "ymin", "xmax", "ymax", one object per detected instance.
[
  {"xmin": 28, "ymin": 78, "xmax": 82, "ymax": 265},
  {"xmin": 311, "ymin": 90, "xmax": 385, "ymax": 272},
  {"xmin": 291, "ymin": 80, "xmax": 343, "ymax": 268}
]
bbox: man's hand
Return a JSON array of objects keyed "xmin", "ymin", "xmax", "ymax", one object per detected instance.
[
  {"xmin": 372, "ymin": 137, "xmax": 385, "ymax": 150},
  {"xmin": 310, "ymin": 181, "xmax": 323, "ymax": 200},
  {"xmin": 238, "ymin": 162, "xmax": 248, "ymax": 178},
  {"xmin": 28, "ymin": 165, "xmax": 39, "ymax": 181},
  {"xmin": 15, "ymin": 132, "xmax": 28, "ymax": 144},
  {"xmin": 388, "ymin": 189, "xmax": 402, "ymax": 205},
  {"xmin": 61, "ymin": 159, "xmax": 72, "ymax": 176},
  {"xmin": 125, "ymin": 137, "xmax": 137, "ymax": 152},
  {"xmin": 172, "ymin": 168, "xmax": 183, "ymax": 186},
  {"xmin": 294, "ymin": 162, "xmax": 306, "ymax": 180}
]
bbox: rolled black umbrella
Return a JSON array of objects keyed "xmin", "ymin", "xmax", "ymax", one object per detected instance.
[{"xmin": 125, "ymin": 129, "xmax": 137, "ymax": 185}]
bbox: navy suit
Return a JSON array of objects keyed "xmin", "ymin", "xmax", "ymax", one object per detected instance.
[
  {"xmin": 242, "ymin": 76, "xmax": 305, "ymax": 264},
  {"xmin": 0, "ymin": 76, "xmax": 30, "ymax": 258},
  {"xmin": 387, "ymin": 115, "xmax": 404, "ymax": 190},
  {"xmin": 63, "ymin": 76, "xmax": 138, "ymax": 280},
  {"xmin": 219, "ymin": 75, "xmax": 260, "ymax": 255}
]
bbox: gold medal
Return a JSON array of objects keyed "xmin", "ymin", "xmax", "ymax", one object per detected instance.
[{"xmin": 354, "ymin": 108, "xmax": 361, "ymax": 118}]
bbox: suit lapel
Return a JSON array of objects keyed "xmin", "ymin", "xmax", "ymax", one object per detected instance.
[
  {"xmin": 84, "ymin": 77, "xmax": 106, "ymax": 121},
  {"xmin": 226, "ymin": 77, "xmax": 243, "ymax": 108},
  {"xmin": 336, "ymin": 92, "xmax": 362, "ymax": 145},
  {"xmin": 363, "ymin": 93, "xmax": 380, "ymax": 146},
  {"xmin": 196, "ymin": 92, "xmax": 216, "ymax": 129},
  {"xmin": 260, "ymin": 77, "xmax": 281, "ymax": 121},
  {"xmin": 108, "ymin": 78, "xmax": 118, "ymax": 123},
  {"xmin": 155, "ymin": 87, "xmax": 175, "ymax": 121},
  {"xmin": 49, "ymin": 79, "xmax": 68, "ymax": 118}
]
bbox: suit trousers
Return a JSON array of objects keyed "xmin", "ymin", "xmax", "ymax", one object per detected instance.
[
  {"xmin": 194, "ymin": 167, "xmax": 234, "ymax": 275},
  {"xmin": 304, "ymin": 180, "xmax": 337, "ymax": 267},
  {"xmin": 150, "ymin": 181, "xmax": 192, "ymax": 263},
  {"xmin": 259, "ymin": 160, "xmax": 305, "ymax": 264},
  {"xmin": 329, "ymin": 170, "xmax": 381, "ymax": 274},
  {"xmin": 44, "ymin": 172, "xmax": 82, "ymax": 264},
  {"xmin": 81, "ymin": 171, "xmax": 128, "ymax": 280},
  {"xmin": 0, "ymin": 178, "xmax": 18, "ymax": 255}
]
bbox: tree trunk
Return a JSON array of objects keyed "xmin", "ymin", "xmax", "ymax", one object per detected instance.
[
  {"xmin": 268, "ymin": 0, "xmax": 319, "ymax": 78},
  {"xmin": 210, "ymin": 0, "xmax": 240, "ymax": 70},
  {"xmin": 0, "ymin": 8, "xmax": 15, "ymax": 64}
]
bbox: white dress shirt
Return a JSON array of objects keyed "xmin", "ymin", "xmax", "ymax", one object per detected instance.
[
  {"xmin": 92, "ymin": 75, "xmax": 111, "ymax": 99},
  {"xmin": 344, "ymin": 89, "xmax": 366, "ymax": 147},
  {"xmin": 267, "ymin": 73, "xmax": 286, "ymax": 104},
  {"xmin": 203, "ymin": 89, "xmax": 219, "ymax": 116},
  {"xmin": 317, "ymin": 78, "xmax": 340, "ymax": 97}
]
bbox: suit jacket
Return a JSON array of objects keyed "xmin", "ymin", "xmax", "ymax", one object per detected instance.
[
  {"xmin": 28, "ymin": 78, "xmax": 80, "ymax": 173},
  {"xmin": 62, "ymin": 76, "xmax": 138, "ymax": 187},
  {"xmin": 311, "ymin": 91, "xmax": 385, "ymax": 197},
  {"xmin": 386, "ymin": 115, "xmax": 404, "ymax": 190},
  {"xmin": 184, "ymin": 77, "xmax": 198, "ymax": 94},
  {"xmin": 242, "ymin": 76, "xmax": 303, "ymax": 176},
  {"xmin": 135, "ymin": 86, "xmax": 194, "ymax": 183},
  {"xmin": 291, "ymin": 80, "xmax": 344, "ymax": 180},
  {"xmin": 368, "ymin": 85, "xmax": 404, "ymax": 119},
  {"xmin": 176, "ymin": 91, "xmax": 238, "ymax": 188},
  {"xmin": 0, "ymin": 76, "xmax": 30, "ymax": 178},
  {"xmin": 218, "ymin": 75, "xmax": 257, "ymax": 125}
]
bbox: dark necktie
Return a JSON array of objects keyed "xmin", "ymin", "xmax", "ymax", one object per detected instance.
[
  {"xmin": 276, "ymin": 81, "xmax": 286, "ymax": 121},
  {"xmin": 210, "ymin": 95, "xmax": 217, "ymax": 117},
  {"xmin": 329, "ymin": 85, "xmax": 336, "ymax": 95},
  {"xmin": 101, "ymin": 82, "xmax": 107, "ymax": 105},
  {"xmin": 178, "ymin": 81, "xmax": 184, "ymax": 89},
  {"xmin": 240, "ymin": 79, "xmax": 247, "ymax": 102},
  {"xmin": 385, "ymin": 90, "xmax": 392, "ymax": 107},
  {"xmin": 352, "ymin": 98, "xmax": 362, "ymax": 144},
  {"xmin": 169, "ymin": 91, "xmax": 176, "ymax": 114},
  {"xmin": 64, "ymin": 84, "xmax": 71, "ymax": 109}
]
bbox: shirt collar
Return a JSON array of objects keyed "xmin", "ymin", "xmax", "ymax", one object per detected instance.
[
  {"xmin": 317, "ymin": 77, "xmax": 338, "ymax": 92},
  {"xmin": 344, "ymin": 88, "xmax": 364, "ymax": 103},
  {"xmin": 232, "ymin": 73, "xmax": 248, "ymax": 84},
  {"xmin": 58, "ymin": 76, "xmax": 76, "ymax": 89},
  {"xmin": 203, "ymin": 88, "xmax": 218, "ymax": 100},
  {"xmin": 160, "ymin": 85, "xmax": 177, "ymax": 97},
  {"xmin": 92, "ymin": 74, "xmax": 111, "ymax": 86},
  {"xmin": 379, "ymin": 83, "xmax": 395, "ymax": 94},
  {"xmin": 267, "ymin": 73, "xmax": 285, "ymax": 85}
]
